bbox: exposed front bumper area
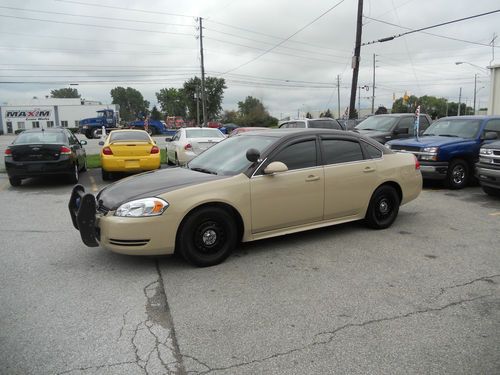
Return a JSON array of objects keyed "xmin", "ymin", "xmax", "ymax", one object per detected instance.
[
  {"xmin": 68, "ymin": 185, "xmax": 176, "ymax": 255},
  {"xmin": 475, "ymin": 164, "xmax": 500, "ymax": 189},
  {"xmin": 419, "ymin": 161, "xmax": 449, "ymax": 180}
]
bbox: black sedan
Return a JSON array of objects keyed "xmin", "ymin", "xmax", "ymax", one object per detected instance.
[{"xmin": 4, "ymin": 128, "xmax": 87, "ymax": 186}]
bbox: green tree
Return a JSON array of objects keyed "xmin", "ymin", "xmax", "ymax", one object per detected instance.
[
  {"xmin": 183, "ymin": 76, "xmax": 226, "ymax": 121},
  {"xmin": 221, "ymin": 110, "xmax": 239, "ymax": 123},
  {"xmin": 306, "ymin": 112, "xmax": 312, "ymax": 119},
  {"xmin": 374, "ymin": 106, "xmax": 388, "ymax": 115},
  {"xmin": 50, "ymin": 88, "xmax": 80, "ymax": 98},
  {"xmin": 323, "ymin": 109, "xmax": 333, "ymax": 118},
  {"xmin": 110, "ymin": 87, "xmax": 149, "ymax": 121},
  {"xmin": 392, "ymin": 95, "xmax": 419, "ymax": 113},
  {"xmin": 150, "ymin": 106, "xmax": 162, "ymax": 121},
  {"xmin": 155, "ymin": 88, "xmax": 186, "ymax": 117},
  {"xmin": 236, "ymin": 96, "xmax": 276, "ymax": 126}
]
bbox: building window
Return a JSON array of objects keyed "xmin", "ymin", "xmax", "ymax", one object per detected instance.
[
  {"xmin": 17, "ymin": 122, "xmax": 25, "ymax": 130},
  {"xmin": 6, "ymin": 121, "xmax": 13, "ymax": 134},
  {"xmin": 75, "ymin": 120, "xmax": 79, "ymax": 127},
  {"xmin": 32, "ymin": 121, "xmax": 40, "ymax": 128},
  {"xmin": 47, "ymin": 121, "xmax": 54, "ymax": 128},
  {"xmin": 61, "ymin": 121, "xmax": 68, "ymax": 127}
]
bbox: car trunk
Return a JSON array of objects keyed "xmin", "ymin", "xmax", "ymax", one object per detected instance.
[
  {"xmin": 109, "ymin": 141, "xmax": 154, "ymax": 157},
  {"xmin": 188, "ymin": 138, "xmax": 222, "ymax": 154},
  {"xmin": 10, "ymin": 144, "xmax": 63, "ymax": 162}
]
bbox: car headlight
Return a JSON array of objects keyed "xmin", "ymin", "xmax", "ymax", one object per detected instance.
[
  {"xmin": 115, "ymin": 198, "xmax": 169, "ymax": 217},
  {"xmin": 422, "ymin": 147, "xmax": 438, "ymax": 153},
  {"xmin": 480, "ymin": 148, "xmax": 493, "ymax": 155},
  {"xmin": 385, "ymin": 143, "xmax": 392, "ymax": 149}
]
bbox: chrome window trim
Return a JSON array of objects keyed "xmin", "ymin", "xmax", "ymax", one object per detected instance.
[{"xmin": 251, "ymin": 163, "xmax": 323, "ymax": 179}]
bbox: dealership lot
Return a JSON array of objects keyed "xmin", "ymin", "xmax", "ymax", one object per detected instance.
[{"xmin": 0, "ymin": 170, "xmax": 499, "ymax": 374}]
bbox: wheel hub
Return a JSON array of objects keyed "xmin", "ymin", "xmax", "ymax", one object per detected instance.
[
  {"xmin": 452, "ymin": 166, "xmax": 465, "ymax": 184},
  {"xmin": 379, "ymin": 199, "xmax": 389, "ymax": 214},
  {"xmin": 202, "ymin": 229, "xmax": 217, "ymax": 246}
]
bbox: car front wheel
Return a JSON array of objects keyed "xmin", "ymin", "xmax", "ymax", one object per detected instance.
[
  {"xmin": 9, "ymin": 177, "xmax": 21, "ymax": 187},
  {"xmin": 447, "ymin": 159, "xmax": 469, "ymax": 189},
  {"xmin": 482, "ymin": 185, "xmax": 500, "ymax": 197},
  {"xmin": 178, "ymin": 207, "xmax": 238, "ymax": 267},
  {"xmin": 365, "ymin": 185, "xmax": 400, "ymax": 229}
]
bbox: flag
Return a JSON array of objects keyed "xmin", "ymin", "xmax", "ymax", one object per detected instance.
[{"xmin": 414, "ymin": 105, "xmax": 420, "ymax": 141}]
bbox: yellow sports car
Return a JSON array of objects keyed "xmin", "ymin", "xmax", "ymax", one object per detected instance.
[
  {"xmin": 71, "ymin": 129, "xmax": 422, "ymax": 267},
  {"xmin": 99, "ymin": 129, "xmax": 160, "ymax": 180}
]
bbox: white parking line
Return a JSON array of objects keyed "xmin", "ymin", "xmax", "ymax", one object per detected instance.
[
  {"xmin": 489, "ymin": 212, "xmax": 500, "ymax": 216},
  {"xmin": 89, "ymin": 176, "xmax": 98, "ymax": 192}
]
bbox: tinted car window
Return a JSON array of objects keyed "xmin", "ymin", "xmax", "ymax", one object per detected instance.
[
  {"xmin": 322, "ymin": 139, "xmax": 363, "ymax": 164},
  {"xmin": 423, "ymin": 119, "xmax": 481, "ymax": 139},
  {"xmin": 484, "ymin": 119, "xmax": 500, "ymax": 138},
  {"xmin": 397, "ymin": 117, "xmax": 415, "ymax": 135},
  {"xmin": 363, "ymin": 142, "xmax": 383, "ymax": 159},
  {"xmin": 110, "ymin": 131, "xmax": 150, "ymax": 142},
  {"xmin": 272, "ymin": 140, "xmax": 316, "ymax": 170},
  {"xmin": 293, "ymin": 122, "xmax": 306, "ymax": 128},
  {"xmin": 356, "ymin": 116, "xmax": 398, "ymax": 131},
  {"xmin": 308, "ymin": 119, "xmax": 342, "ymax": 130},
  {"xmin": 14, "ymin": 131, "xmax": 66, "ymax": 144},
  {"xmin": 419, "ymin": 115, "xmax": 430, "ymax": 129},
  {"xmin": 185, "ymin": 129, "xmax": 224, "ymax": 138}
]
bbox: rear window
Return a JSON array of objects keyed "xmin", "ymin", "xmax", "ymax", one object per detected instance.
[
  {"xmin": 186, "ymin": 129, "xmax": 224, "ymax": 138},
  {"xmin": 308, "ymin": 120, "xmax": 342, "ymax": 129},
  {"xmin": 14, "ymin": 131, "xmax": 66, "ymax": 144},
  {"xmin": 110, "ymin": 131, "xmax": 150, "ymax": 142}
]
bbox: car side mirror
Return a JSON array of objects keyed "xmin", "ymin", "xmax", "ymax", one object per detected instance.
[
  {"xmin": 165, "ymin": 137, "xmax": 172, "ymax": 142},
  {"xmin": 246, "ymin": 148, "xmax": 260, "ymax": 163},
  {"xmin": 98, "ymin": 141, "xmax": 104, "ymax": 146},
  {"xmin": 483, "ymin": 131, "xmax": 498, "ymax": 141},
  {"xmin": 264, "ymin": 161, "xmax": 288, "ymax": 175},
  {"xmin": 79, "ymin": 140, "xmax": 87, "ymax": 145}
]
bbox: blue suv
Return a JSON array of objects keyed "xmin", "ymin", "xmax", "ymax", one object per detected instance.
[{"xmin": 386, "ymin": 116, "xmax": 500, "ymax": 189}]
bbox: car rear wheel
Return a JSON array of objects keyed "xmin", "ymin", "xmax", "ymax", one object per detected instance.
[
  {"xmin": 92, "ymin": 128, "xmax": 101, "ymax": 139},
  {"xmin": 68, "ymin": 163, "xmax": 79, "ymax": 184},
  {"xmin": 9, "ymin": 177, "xmax": 21, "ymax": 187},
  {"xmin": 365, "ymin": 185, "xmax": 400, "ymax": 229},
  {"xmin": 101, "ymin": 169, "xmax": 112, "ymax": 181},
  {"xmin": 81, "ymin": 158, "xmax": 87, "ymax": 172},
  {"xmin": 447, "ymin": 159, "xmax": 469, "ymax": 189},
  {"xmin": 166, "ymin": 151, "xmax": 174, "ymax": 165},
  {"xmin": 178, "ymin": 207, "xmax": 238, "ymax": 267},
  {"xmin": 174, "ymin": 153, "xmax": 179, "ymax": 166},
  {"xmin": 482, "ymin": 185, "xmax": 500, "ymax": 197}
]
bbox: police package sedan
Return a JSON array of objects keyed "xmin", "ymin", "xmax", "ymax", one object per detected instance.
[{"xmin": 69, "ymin": 129, "xmax": 422, "ymax": 267}]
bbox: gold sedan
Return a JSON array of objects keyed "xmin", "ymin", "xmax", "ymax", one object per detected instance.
[
  {"xmin": 70, "ymin": 129, "xmax": 422, "ymax": 267},
  {"xmin": 99, "ymin": 129, "xmax": 160, "ymax": 180}
]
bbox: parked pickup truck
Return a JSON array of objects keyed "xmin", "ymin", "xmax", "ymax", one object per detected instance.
[
  {"xmin": 355, "ymin": 113, "xmax": 433, "ymax": 144},
  {"xmin": 476, "ymin": 140, "xmax": 500, "ymax": 196},
  {"xmin": 128, "ymin": 120, "xmax": 177, "ymax": 137},
  {"xmin": 386, "ymin": 116, "xmax": 500, "ymax": 189}
]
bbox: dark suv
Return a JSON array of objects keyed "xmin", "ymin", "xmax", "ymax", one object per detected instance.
[
  {"xmin": 355, "ymin": 113, "xmax": 432, "ymax": 144},
  {"xmin": 279, "ymin": 118, "xmax": 345, "ymax": 130}
]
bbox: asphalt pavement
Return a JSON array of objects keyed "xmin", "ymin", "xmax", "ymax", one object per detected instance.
[{"xmin": 0, "ymin": 170, "xmax": 499, "ymax": 374}]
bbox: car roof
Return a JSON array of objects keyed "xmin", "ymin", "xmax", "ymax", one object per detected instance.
[
  {"xmin": 21, "ymin": 128, "xmax": 66, "ymax": 133},
  {"xmin": 238, "ymin": 128, "xmax": 359, "ymax": 139},
  {"xmin": 109, "ymin": 129, "xmax": 148, "ymax": 134},
  {"xmin": 437, "ymin": 115, "xmax": 500, "ymax": 120},
  {"xmin": 369, "ymin": 113, "xmax": 424, "ymax": 117}
]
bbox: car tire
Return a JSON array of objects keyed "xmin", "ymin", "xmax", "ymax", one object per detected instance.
[
  {"xmin": 69, "ymin": 163, "xmax": 79, "ymax": 184},
  {"xmin": 81, "ymin": 157, "xmax": 87, "ymax": 172},
  {"xmin": 447, "ymin": 159, "xmax": 469, "ymax": 189},
  {"xmin": 101, "ymin": 169, "xmax": 111, "ymax": 181},
  {"xmin": 92, "ymin": 128, "xmax": 101, "ymax": 139},
  {"xmin": 147, "ymin": 127, "xmax": 155, "ymax": 136},
  {"xmin": 178, "ymin": 207, "xmax": 238, "ymax": 267},
  {"xmin": 482, "ymin": 185, "xmax": 500, "ymax": 197},
  {"xmin": 9, "ymin": 177, "xmax": 21, "ymax": 187},
  {"xmin": 365, "ymin": 185, "xmax": 400, "ymax": 229},
  {"xmin": 174, "ymin": 153, "xmax": 179, "ymax": 166},
  {"xmin": 85, "ymin": 130, "xmax": 93, "ymax": 139},
  {"xmin": 166, "ymin": 151, "xmax": 174, "ymax": 166}
]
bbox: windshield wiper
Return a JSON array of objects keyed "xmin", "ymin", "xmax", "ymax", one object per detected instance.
[
  {"xmin": 437, "ymin": 134, "xmax": 459, "ymax": 137},
  {"xmin": 190, "ymin": 167, "xmax": 218, "ymax": 175},
  {"xmin": 422, "ymin": 133, "xmax": 435, "ymax": 136}
]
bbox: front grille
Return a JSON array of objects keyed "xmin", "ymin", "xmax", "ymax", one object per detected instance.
[
  {"xmin": 391, "ymin": 145, "xmax": 420, "ymax": 152},
  {"xmin": 108, "ymin": 238, "xmax": 150, "ymax": 246}
]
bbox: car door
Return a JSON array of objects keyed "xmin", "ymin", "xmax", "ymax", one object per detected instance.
[
  {"xmin": 66, "ymin": 130, "xmax": 84, "ymax": 166},
  {"xmin": 250, "ymin": 137, "xmax": 324, "ymax": 233},
  {"xmin": 322, "ymin": 137, "xmax": 379, "ymax": 220},
  {"xmin": 167, "ymin": 131, "xmax": 181, "ymax": 160}
]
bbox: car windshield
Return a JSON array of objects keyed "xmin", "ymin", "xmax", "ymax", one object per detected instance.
[
  {"xmin": 185, "ymin": 129, "xmax": 224, "ymax": 138},
  {"xmin": 188, "ymin": 135, "xmax": 276, "ymax": 176},
  {"xmin": 14, "ymin": 131, "xmax": 66, "ymax": 144},
  {"xmin": 355, "ymin": 116, "xmax": 400, "ymax": 131},
  {"xmin": 110, "ymin": 131, "xmax": 150, "ymax": 142},
  {"xmin": 308, "ymin": 120, "xmax": 340, "ymax": 129},
  {"xmin": 423, "ymin": 119, "xmax": 481, "ymax": 139}
]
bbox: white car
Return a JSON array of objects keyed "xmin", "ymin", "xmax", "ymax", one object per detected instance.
[{"xmin": 166, "ymin": 127, "xmax": 226, "ymax": 165}]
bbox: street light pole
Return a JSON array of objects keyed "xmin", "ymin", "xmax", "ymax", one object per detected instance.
[
  {"xmin": 473, "ymin": 74, "xmax": 477, "ymax": 115},
  {"xmin": 458, "ymin": 87, "xmax": 462, "ymax": 116}
]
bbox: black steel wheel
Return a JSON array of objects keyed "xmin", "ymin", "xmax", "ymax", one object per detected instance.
[
  {"xmin": 447, "ymin": 159, "xmax": 469, "ymax": 189},
  {"xmin": 365, "ymin": 185, "xmax": 400, "ymax": 229},
  {"xmin": 91, "ymin": 128, "xmax": 101, "ymax": 139},
  {"xmin": 179, "ymin": 207, "xmax": 238, "ymax": 267},
  {"xmin": 68, "ymin": 163, "xmax": 79, "ymax": 184},
  {"xmin": 9, "ymin": 177, "xmax": 21, "ymax": 187}
]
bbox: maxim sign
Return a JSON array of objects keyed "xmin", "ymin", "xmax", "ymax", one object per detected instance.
[{"xmin": 5, "ymin": 108, "xmax": 51, "ymax": 120}]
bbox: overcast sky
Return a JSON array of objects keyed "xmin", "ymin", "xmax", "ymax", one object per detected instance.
[{"xmin": 0, "ymin": 0, "xmax": 498, "ymax": 119}]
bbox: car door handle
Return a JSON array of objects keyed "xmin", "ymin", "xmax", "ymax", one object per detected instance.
[
  {"xmin": 363, "ymin": 167, "xmax": 375, "ymax": 173},
  {"xmin": 305, "ymin": 175, "xmax": 320, "ymax": 182}
]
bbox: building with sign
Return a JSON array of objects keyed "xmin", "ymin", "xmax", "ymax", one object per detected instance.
[{"xmin": 0, "ymin": 98, "xmax": 118, "ymax": 135}]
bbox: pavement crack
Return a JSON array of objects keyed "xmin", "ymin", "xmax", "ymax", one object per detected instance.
[
  {"xmin": 439, "ymin": 274, "xmax": 500, "ymax": 296},
  {"xmin": 56, "ymin": 360, "xmax": 138, "ymax": 374},
  {"xmin": 193, "ymin": 294, "xmax": 492, "ymax": 374}
]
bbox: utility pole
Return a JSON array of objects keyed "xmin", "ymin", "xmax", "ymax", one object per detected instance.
[
  {"xmin": 196, "ymin": 86, "xmax": 200, "ymax": 126},
  {"xmin": 199, "ymin": 17, "xmax": 208, "ymax": 126},
  {"xmin": 457, "ymin": 87, "xmax": 462, "ymax": 116},
  {"xmin": 349, "ymin": 0, "xmax": 363, "ymax": 119},
  {"xmin": 371, "ymin": 53, "xmax": 376, "ymax": 114},
  {"xmin": 473, "ymin": 74, "xmax": 477, "ymax": 115},
  {"xmin": 490, "ymin": 33, "xmax": 497, "ymax": 66},
  {"xmin": 337, "ymin": 75, "xmax": 341, "ymax": 118}
]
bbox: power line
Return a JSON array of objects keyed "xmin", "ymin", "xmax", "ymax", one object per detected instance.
[
  {"xmin": 0, "ymin": 45, "xmax": 197, "ymax": 56},
  {"xmin": 362, "ymin": 9, "xmax": 500, "ymax": 46},
  {"xmin": 222, "ymin": 0, "xmax": 347, "ymax": 74},
  {"xmin": 363, "ymin": 16, "xmax": 500, "ymax": 48},
  {"xmin": 0, "ymin": 14, "xmax": 195, "ymax": 37}
]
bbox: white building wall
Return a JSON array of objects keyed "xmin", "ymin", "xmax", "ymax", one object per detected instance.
[
  {"xmin": 488, "ymin": 64, "xmax": 500, "ymax": 115},
  {"xmin": 0, "ymin": 98, "xmax": 117, "ymax": 134}
]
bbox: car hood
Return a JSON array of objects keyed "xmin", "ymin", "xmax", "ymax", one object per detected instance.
[
  {"xmin": 355, "ymin": 129, "xmax": 391, "ymax": 139},
  {"xmin": 96, "ymin": 167, "xmax": 227, "ymax": 210},
  {"xmin": 387, "ymin": 136, "xmax": 469, "ymax": 148}
]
